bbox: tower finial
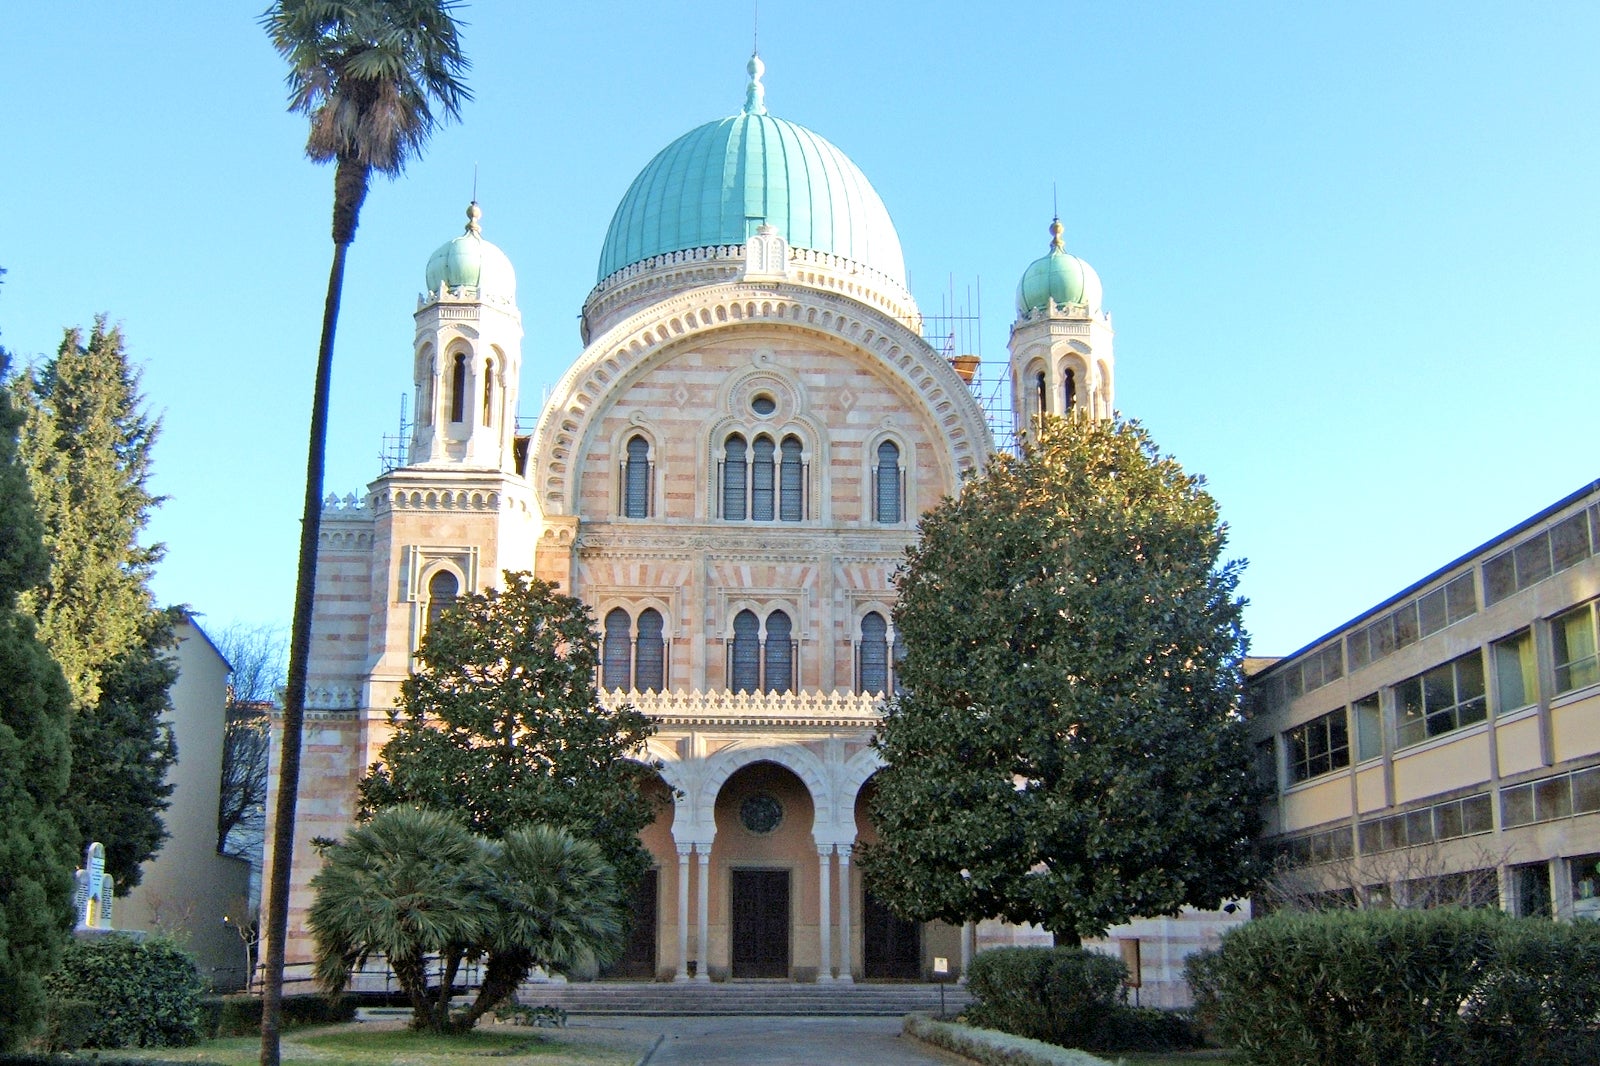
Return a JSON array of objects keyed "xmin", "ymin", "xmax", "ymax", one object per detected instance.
[
  {"xmin": 745, "ymin": 52, "xmax": 767, "ymax": 115},
  {"xmin": 472, "ymin": 162, "xmax": 479, "ymax": 204},
  {"xmin": 1049, "ymin": 216, "xmax": 1065, "ymax": 253},
  {"xmin": 465, "ymin": 200, "xmax": 482, "ymax": 236}
]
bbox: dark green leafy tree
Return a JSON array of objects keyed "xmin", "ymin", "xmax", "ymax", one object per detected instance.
[
  {"xmin": 258, "ymin": 5, "xmax": 468, "ymax": 1058},
  {"xmin": 361, "ymin": 572, "xmax": 661, "ymax": 894},
  {"xmin": 15, "ymin": 318, "xmax": 176, "ymax": 891},
  {"xmin": 0, "ymin": 290, "xmax": 77, "ymax": 1051},
  {"xmin": 861, "ymin": 416, "xmax": 1264, "ymax": 944},
  {"xmin": 309, "ymin": 808, "xmax": 619, "ymax": 1033}
]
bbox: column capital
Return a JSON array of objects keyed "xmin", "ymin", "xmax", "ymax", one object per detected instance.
[
  {"xmin": 837, "ymin": 843, "xmax": 853, "ymax": 861},
  {"xmin": 676, "ymin": 842, "xmax": 695, "ymax": 858},
  {"xmin": 816, "ymin": 842, "xmax": 836, "ymax": 858}
]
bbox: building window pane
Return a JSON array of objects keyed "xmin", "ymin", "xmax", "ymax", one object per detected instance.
[
  {"xmin": 1395, "ymin": 651, "xmax": 1486, "ymax": 748},
  {"xmin": 859, "ymin": 611, "xmax": 889, "ymax": 694},
  {"xmin": 1418, "ymin": 587, "xmax": 1447, "ymax": 637},
  {"xmin": 723, "ymin": 435, "xmax": 747, "ymax": 520},
  {"xmin": 1551, "ymin": 512, "xmax": 1591, "ymax": 572},
  {"xmin": 1534, "ymin": 777, "xmax": 1573, "ymax": 821},
  {"xmin": 875, "ymin": 441, "xmax": 901, "ymax": 523},
  {"xmin": 425, "ymin": 570, "xmax": 459, "ymax": 636},
  {"xmin": 1483, "ymin": 552, "xmax": 1516, "ymax": 605},
  {"xmin": 1285, "ymin": 708, "xmax": 1350, "ymax": 783},
  {"xmin": 1492, "ymin": 630, "xmax": 1537, "ymax": 713},
  {"xmin": 1502, "ymin": 784, "xmax": 1534, "ymax": 828},
  {"xmin": 763, "ymin": 610, "xmax": 793, "ymax": 694},
  {"xmin": 1354, "ymin": 694, "xmax": 1382, "ymax": 761},
  {"xmin": 1574, "ymin": 768, "xmax": 1600, "ymax": 814},
  {"xmin": 1553, "ymin": 603, "xmax": 1599, "ymax": 694},
  {"xmin": 624, "ymin": 435, "xmax": 651, "ymax": 518},
  {"xmin": 1445, "ymin": 573, "xmax": 1477, "ymax": 624},
  {"xmin": 752, "ymin": 436, "xmax": 775, "ymax": 521},
  {"xmin": 779, "ymin": 436, "xmax": 803, "ymax": 521},
  {"xmin": 603, "ymin": 608, "xmax": 632, "ymax": 690},
  {"xmin": 635, "ymin": 609, "xmax": 665, "ymax": 693},
  {"xmin": 1514, "ymin": 534, "xmax": 1553, "ymax": 588},
  {"xmin": 1462, "ymin": 794, "xmax": 1493, "ymax": 834},
  {"xmin": 731, "ymin": 610, "xmax": 760, "ymax": 693}
]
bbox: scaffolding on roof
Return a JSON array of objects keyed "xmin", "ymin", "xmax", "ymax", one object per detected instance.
[{"xmin": 920, "ymin": 277, "xmax": 1016, "ymax": 457}]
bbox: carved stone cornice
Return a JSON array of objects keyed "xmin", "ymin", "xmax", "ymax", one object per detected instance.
[{"xmin": 602, "ymin": 687, "xmax": 885, "ymax": 728}]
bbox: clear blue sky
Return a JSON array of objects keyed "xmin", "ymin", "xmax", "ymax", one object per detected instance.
[{"xmin": 2, "ymin": 2, "xmax": 1595, "ymax": 658}]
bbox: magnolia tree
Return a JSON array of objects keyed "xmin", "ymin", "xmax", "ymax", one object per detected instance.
[{"xmin": 861, "ymin": 416, "xmax": 1265, "ymax": 944}]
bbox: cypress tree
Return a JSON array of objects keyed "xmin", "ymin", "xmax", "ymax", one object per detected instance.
[
  {"xmin": 0, "ymin": 278, "xmax": 78, "ymax": 1051},
  {"xmin": 17, "ymin": 318, "xmax": 175, "ymax": 889}
]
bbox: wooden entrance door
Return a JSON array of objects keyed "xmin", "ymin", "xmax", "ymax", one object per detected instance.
[
  {"xmin": 863, "ymin": 890, "xmax": 921, "ymax": 979},
  {"xmin": 600, "ymin": 868, "xmax": 658, "ymax": 979},
  {"xmin": 730, "ymin": 869, "xmax": 790, "ymax": 978}
]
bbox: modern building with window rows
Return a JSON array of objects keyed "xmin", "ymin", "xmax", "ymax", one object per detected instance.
[{"xmin": 1250, "ymin": 480, "xmax": 1600, "ymax": 919}]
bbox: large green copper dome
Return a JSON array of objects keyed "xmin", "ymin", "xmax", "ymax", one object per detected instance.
[
  {"xmin": 1016, "ymin": 218, "xmax": 1102, "ymax": 316},
  {"xmin": 596, "ymin": 55, "xmax": 906, "ymax": 286}
]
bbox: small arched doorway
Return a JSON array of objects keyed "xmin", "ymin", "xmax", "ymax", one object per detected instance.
[{"xmin": 855, "ymin": 775, "xmax": 922, "ymax": 979}]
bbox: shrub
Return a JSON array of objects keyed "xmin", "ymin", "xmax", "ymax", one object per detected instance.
[
  {"xmin": 966, "ymin": 946, "xmax": 1139, "ymax": 1051},
  {"xmin": 42, "ymin": 934, "xmax": 205, "ymax": 1049},
  {"xmin": 41, "ymin": 998, "xmax": 95, "ymax": 1052},
  {"xmin": 197, "ymin": 992, "xmax": 355, "ymax": 1038},
  {"xmin": 1189, "ymin": 908, "xmax": 1600, "ymax": 1066}
]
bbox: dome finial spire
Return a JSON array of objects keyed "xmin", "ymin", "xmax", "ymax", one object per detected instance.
[
  {"xmin": 745, "ymin": 52, "xmax": 767, "ymax": 116},
  {"xmin": 465, "ymin": 200, "xmax": 483, "ymax": 237},
  {"xmin": 1049, "ymin": 216, "xmax": 1066, "ymax": 253}
]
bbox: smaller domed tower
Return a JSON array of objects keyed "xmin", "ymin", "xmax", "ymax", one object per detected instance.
[
  {"xmin": 1008, "ymin": 218, "xmax": 1114, "ymax": 438},
  {"xmin": 411, "ymin": 202, "xmax": 523, "ymax": 469}
]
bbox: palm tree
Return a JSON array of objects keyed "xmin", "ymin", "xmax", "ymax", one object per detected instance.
[
  {"xmin": 307, "ymin": 808, "xmax": 492, "ymax": 1030},
  {"xmin": 259, "ymin": 4, "xmax": 468, "ymax": 1062},
  {"xmin": 455, "ymin": 825, "xmax": 624, "ymax": 1029}
]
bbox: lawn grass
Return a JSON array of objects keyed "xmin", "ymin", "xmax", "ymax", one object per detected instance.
[{"xmin": 70, "ymin": 1021, "xmax": 655, "ymax": 1066}]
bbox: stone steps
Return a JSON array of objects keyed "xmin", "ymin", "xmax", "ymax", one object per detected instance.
[{"xmin": 511, "ymin": 980, "xmax": 972, "ymax": 1016}]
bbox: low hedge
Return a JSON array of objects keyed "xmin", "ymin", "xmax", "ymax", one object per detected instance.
[
  {"xmin": 197, "ymin": 993, "xmax": 357, "ymax": 1038},
  {"xmin": 42, "ymin": 936, "xmax": 204, "ymax": 1049},
  {"xmin": 965, "ymin": 946, "xmax": 1199, "ymax": 1053},
  {"xmin": 903, "ymin": 1013, "xmax": 1115, "ymax": 1066},
  {"xmin": 1187, "ymin": 908, "xmax": 1600, "ymax": 1066}
]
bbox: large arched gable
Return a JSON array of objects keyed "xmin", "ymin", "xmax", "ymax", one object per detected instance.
[{"xmin": 532, "ymin": 284, "xmax": 992, "ymax": 517}]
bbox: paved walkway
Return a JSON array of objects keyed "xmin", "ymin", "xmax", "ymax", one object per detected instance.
[{"xmin": 598, "ymin": 1014, "xmax": 962, "ymax": 1065}]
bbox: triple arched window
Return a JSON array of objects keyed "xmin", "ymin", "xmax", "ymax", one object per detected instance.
[
  {"xmin": 602, "ymin": 607, "xmax": 667, "ymax": 692},
  {"xmin": 856, "ymin": 610, "xmax": 905, "ymax": 695},
  {"xmin": 720, "ymin": 433, "xmax": 807, "ymax": 521},
  {"xmin": 620, "ymin": 434, "xmax": 653, "ymax": 518},
  {"xmin": 728, "ymin": 608, "xmax": 796, "ymax": 694}
]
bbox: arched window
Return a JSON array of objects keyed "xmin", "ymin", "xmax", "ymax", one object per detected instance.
[
  {"xmin": 1064, "ymin": 368, "xmax": 1076, "ymax": 412},
  {"xmin": 859, "ymin": 611, "xmax": 889, "ymax": 694},
  {"xmin": 425, "ymin": 570, "xmax": 459, "ymax": 636},
  {"xmin": 623, "ymin": 435, "xmax": 652, "ymax": 518},
  {"xmin": 731, "ymin": 609, "xmax": 761, "ymax": 693},
  {"xmin": 1035, "ymin": 370, "xmax": 1047, "ymax": 417},
  {"xmin": 635, "ymin": 608, "xmax": 665, "ymax": 692},
  {"xmin": 764, "ymin": 610, "xmax": 793, "ymax": 694},
  {"xmin": 450, "ymin": 353, "xmax": 468, "ymax": 423},
  {"xmin": 483, "ymin": 358, "xmax": 495, "ymax": 425},
  {"xmin": 418, "ymin": 350, "xmax": 434, "ymax": 427},
  {"xmin": 874, "ymin": 440, "xmax": 902, "ymax": 524},
  {"xmin": 779, "ymin": 435, "xmax": 803, "ymax": 521},
  {"xmin": 603, "ymin": 608, "xmax": 632, "ymax": 690},
  {"xmin": 752, "ymin": 436, "xmax": 776, "ymax": 521},
  {"xmin": 722, "ymin": 435, "xmax": 748, "ymax": 520}
]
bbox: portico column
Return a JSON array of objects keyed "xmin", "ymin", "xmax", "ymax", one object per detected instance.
[
  {"xmin": 695, "ymin": 848, "xmax": 711, "ymax": 981},
  {"xmin": 836, "ymin": 844, "xmax": 854, "ymax": 983},
  {"xmin": 674, "ymin": 843, "xmax": 692, "ymax": 982},
  {"xmin": 817, "ymin": 844, "xmax": 834, "ymax": 982}
]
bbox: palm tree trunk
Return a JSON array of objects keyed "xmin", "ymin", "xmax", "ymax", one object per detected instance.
[
  {"xmin": 455, "ymin": 949, "xmax": 531, "ymax": 1031},
  {"xmin": 259, "ymin": 224, "xmax": 351, "ymax": 1066}
]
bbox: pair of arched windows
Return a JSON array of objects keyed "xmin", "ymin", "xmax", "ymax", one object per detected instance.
[
  {"xmin": 728, "ymin": 609, "xmax": 795, "ymax": 693},
  {"xmin": 602, "ymin": 607, "xmax": 667, "ymax": 692},
  {"xmin": 620, "ymin": 434, "xmax": 653, "ymax": 518},
  {"xmin": 1033, "ymin": 367, "xmax": 1080, "ymax": 418},
  {"xmin": 856, "ymin": 610, "xmax": 905, "ymax": 695},
  {"xmin": 444, "ymin": 353, "xmax": 497, "ymax": 426},
  {"xmin": 720, "ymin": 433, "xmax": 807, "ymax": 521}
]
